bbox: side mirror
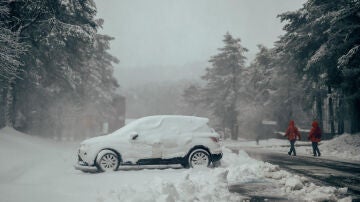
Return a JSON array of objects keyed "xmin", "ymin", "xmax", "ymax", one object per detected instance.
[{"xmin": 130, "ymin": 132, "xmax": 139, "ymax": 140}]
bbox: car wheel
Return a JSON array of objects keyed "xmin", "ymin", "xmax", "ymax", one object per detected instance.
[
  {"xmin": 96, "ymin": 150, "xmax": 119, "ymax": 172},
  {"xmin": 188, "ymin": 149, "xmax": 210, "ymax": 168}
]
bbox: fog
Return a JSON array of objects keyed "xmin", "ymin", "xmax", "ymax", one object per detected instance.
[
  {"xmin": 2, "ymin": 0, "xmax": 358, "ymax": 141},
  {"xmin": 95, "ymin": 0, "xmax": 305, "ymax": 76},
  {"xmin": 94, "ymin": 0, "xmax": 306, "ymax": 119}
]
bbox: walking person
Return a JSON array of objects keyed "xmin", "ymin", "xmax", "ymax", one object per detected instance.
[
  {"xmin": 284, "ymin": 120, "xmax": 301, "ymax": 156},
  {"xmin": 308, "ymin": 121, "xmax": 321, "ymax": 157}
]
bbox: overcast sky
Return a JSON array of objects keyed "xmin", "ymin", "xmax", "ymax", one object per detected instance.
[{"xmin": 94, "ymin": 0, "xmax": 305, "ymax": 69}]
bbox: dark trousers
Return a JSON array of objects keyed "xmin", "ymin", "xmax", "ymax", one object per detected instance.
[
  {"xmin": 312, "ymin": 142, "xmax": 321, "ymax": 156},
  {"xmin": 289, "ymin": 140, "xmax": 296, "ymax": 155}
]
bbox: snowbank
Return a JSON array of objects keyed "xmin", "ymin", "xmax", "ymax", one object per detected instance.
[
  {"xmin": 264, "ymin": 168, "xmax": 351, "ymax": 202},
  {"xmin": 222, "ymin": 148, "xmax": 350, "ymax": 201},
  {"xmin": 224, "ymin": 133, "xmax": 360, "ymax": 162},
  {"xmin": 222, "ymin": 138, "xmax": 308, "ymax": 149},
  {"xmin": 0, "ymin": 127, "xmax": 241, "ymax": 202},
  {"xmin": 320, "ymin": 133, "xmax": 360, "ymax": 161},
  {"xmin": 97, "ymin": 169, "xmax": 241, "ymax": 202},
  {"xmin": 98, "ymin": 148, "xmax": 351, "ymax": 202},
  {"xmin": 0, "ymin": 127, "xmax": 351, "ymax": 202}
]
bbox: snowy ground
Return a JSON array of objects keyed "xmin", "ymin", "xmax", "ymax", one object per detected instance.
[
  {"xmin": 223, "ymin": 133, "xmax": 360, "ymax": 162},
  {"xmin": 0, "ymin": 127, "xmax": 352, "ymax": 202}
]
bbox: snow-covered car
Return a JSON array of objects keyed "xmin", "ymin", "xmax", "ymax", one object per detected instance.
[{"xmin": 74, "ymin": 115, "xmax": 222, "ymax": 172}]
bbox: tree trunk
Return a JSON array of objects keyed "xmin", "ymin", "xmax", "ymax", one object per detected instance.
[
  {"xmin": 230, "ymin": 110, "xmax": 239, "ymax": 140},
  {"xmin": 350, "ymin": 98, "xmax": 360, "ymax": 134},
  {"xmin": 337, "ymin": 95, "xmax": 345, "ymax": 134},
  {"xmin": 231, "ymin": 64, "xmax": 239, "ymax": 140},
  {"xmin": 316, "ymin": 91, "xmax": 323, "ymax": 130},
  {"xmin": 0, "ymin": 88, "xmax": 6, "ymax": 128},
  {"xmin": 5, "ymin": 77, "xmax": 16, "ymax": 127},
  {"xmin": 222, "ymin": 111, "xmax": 227, "ymax": 139},
  {"xmin": 328, "ymin": 86, "xmax": 335, "ymax": 135},
  {"xmin": 231, "ymin": 122, "xmax": 238, "ymax": 140}
]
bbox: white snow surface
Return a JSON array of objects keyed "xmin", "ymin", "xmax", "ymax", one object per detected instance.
[
  {"xmin": 223, "ymin": 133, "xmax": 360, "ymax": 162},
  {"xmin": 320, "ymin": 134, "xmax": 360, "ymax": 161},
  {"xmin": 0, "ymin": 127, "xmax": 350, "ymax": 202}
]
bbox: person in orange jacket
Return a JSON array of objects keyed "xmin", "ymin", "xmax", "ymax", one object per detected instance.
[
  {"xmin": 284, "ymin": 120, "xmax": 301, "ymax": 156},
  {"xmin": 308, "ymin": 121, "xmax": 321, "ymax": 157}
]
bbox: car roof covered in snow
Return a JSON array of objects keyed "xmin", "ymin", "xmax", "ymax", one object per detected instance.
[
  {"xmin": 136, "ymin": 115, "xmax": 208, "ymax": 123},
  {"xmin": 110, "ymin": 115, "xmax": 210, "ymax": 136}
]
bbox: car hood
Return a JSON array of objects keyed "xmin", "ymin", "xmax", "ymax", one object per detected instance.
[{"xmin": 80, "ymin": 135, "xmax": 113, "ymax": 146}]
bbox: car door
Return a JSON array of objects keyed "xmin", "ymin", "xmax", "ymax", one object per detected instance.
[
  {"xmin": 132, "ymin": 130, "xmax": 162, "ymax": 159},
  {"xmin": 124, "ymin": 131, "xmax": 154, "ymax": 162},
  {"xmin": 160, "ymin": 118, "xmax": 191, "ymax": 159},
  {"xmin": 111, "ymin": 117, "xmax": 164, "ymax": 163},
  {"xmin": 127, "ymin": 117, "xmax": 164, "ymax": 160}
]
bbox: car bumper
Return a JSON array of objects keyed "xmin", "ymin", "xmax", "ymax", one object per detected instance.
[
  {"xmin": 74, "ymin": 163, "xmax": 98, "ymax": 172},
  {"xmin": 211, "ymin": 152, "xmax": 222, "ymax": 162},
  {"xmin": 74, "ymin": 155, "xmax": 98, "ymax": 172}
]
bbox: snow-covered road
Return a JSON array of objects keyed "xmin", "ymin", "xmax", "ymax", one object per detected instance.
[
  {"xmin": 239, "ymin": 148, "xmax": 360, "ymax": 200},
  {"xmin": 0, "ymin": 127, "xmax": 352, "ymax": 202}
]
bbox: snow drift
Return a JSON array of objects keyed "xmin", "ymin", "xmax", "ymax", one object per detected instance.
[
  {"xmin": 0, "ymin": 127, "xmax": 351, "ymax": 202},
  {"xmin": 320, "ymin": 133, "xmax": 360, "ymax": 161}
]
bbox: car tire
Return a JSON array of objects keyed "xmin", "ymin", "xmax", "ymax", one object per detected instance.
[
  {"xmin": 188, "ymin": 148, "xmax": 210, "ymax": 168},
  {"xmin": 96, "ymin": 150, "xmax": 119, "ymax": 172}
]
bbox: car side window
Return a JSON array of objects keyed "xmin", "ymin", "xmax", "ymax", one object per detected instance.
[
  {"xmin": 136, "ymin": 118, "xmax": 162, "ymax": 134},
  {"xmin": 194, "ymin": 124, "xmax": 212, "ymax": 133},
  {"xmin": 158, "ymin": 118, "xmax": 182, "ymax": 135}
]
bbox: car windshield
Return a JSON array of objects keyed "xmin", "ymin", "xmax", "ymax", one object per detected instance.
[{"xmin": 108, "ymin": 120, "xmax": 140, "ymax": 137}]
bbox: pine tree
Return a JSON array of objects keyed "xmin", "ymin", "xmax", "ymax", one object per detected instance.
[
  {"xmin": 330, "ymin": 1, "xmax": 360, "ymax": 133},
  {"xmin": 278, "ymin": 0, "xmax": 360, "ymax": 133},
  {"xmin": 0, "ymin": 1, "xmax": 25, "ymax": 80},
  {"xmin": 1, "ymin": 0, "xmax": 121, "ymax": 137},
  {"xmin": 245, "ymin": 45, "xmax": 310, "ymax": 133},
  {"xmin": 0, "ymin": 1, "xmax": 26, "ymax": 127},
  {"xmin": 247, "ymin": 45, "xmax": 275, "ymax": 108},
  {"xmin": 5, "ymin": 0, "xmax": 98, "ymax": 135},
  {"xmin": 201, "ymin": 33, "xmax": 248, "ymax": 140}
]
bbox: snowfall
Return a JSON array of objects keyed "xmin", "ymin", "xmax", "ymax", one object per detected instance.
[{"xmin": 0, "ymin": 127, "xmax": 357, "ymax": 202}]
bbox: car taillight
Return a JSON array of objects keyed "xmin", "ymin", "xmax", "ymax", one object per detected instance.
[{"xmin": 210, "ymin": 137, "xmax": 219, "ymax": 143}]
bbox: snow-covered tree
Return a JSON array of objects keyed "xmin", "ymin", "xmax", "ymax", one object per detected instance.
[
  {"xmin": 200, "ymin": 33, "xmax": 248, "ymax": 140},
  {"xmin": 278, "ymin": 0, "xmax": 360, "ymax": 133},
  {"xmin": 240, "ymin": 46, "xmax": 276, "ymax": 135},
  {"xmin": 241, "ymin": 45, "xmax": 311, "ymax": 137},
  {"xmin": 0, "ymin": 1, "xmax": 26, "ymax": 127},
  {"xmin": 0, "ymin": 0, "xmax": 121, "ymax": 137},
  {"xmin": 0, "ymin": 2, "xmax": 24, "ymax": 79}
]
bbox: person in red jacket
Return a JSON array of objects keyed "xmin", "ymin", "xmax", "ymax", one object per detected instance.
[
  {"xmin": 308, "ymin": 121, "xmax": 321, "ymax": 157},
  {"xmin": 284, "ymin": 120, "xmax": 301, "ymax": 156}
]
